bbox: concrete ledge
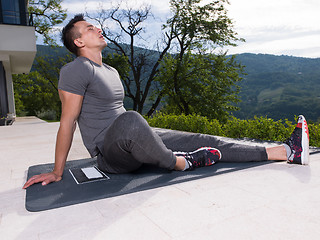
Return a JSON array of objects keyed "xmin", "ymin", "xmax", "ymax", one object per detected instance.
[{"xmin": 14, "ymin": 116, "xmax": 47, "ymax": 125}]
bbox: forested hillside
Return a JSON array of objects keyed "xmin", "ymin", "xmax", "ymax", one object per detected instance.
[
  {"xmin": 234, "ymin": 54, "xmax": 320, "ymax": 122},
  {"xmin": 34, "ymin": 45, "xmax": 320, "ymax": 122}
]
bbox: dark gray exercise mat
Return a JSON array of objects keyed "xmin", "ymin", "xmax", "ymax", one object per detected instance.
[{"xmin": 25, "ymin": 158, "xmax": 271, "ymax": 212}]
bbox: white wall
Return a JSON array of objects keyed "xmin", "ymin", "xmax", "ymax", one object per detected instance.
[
  {"xmin": 0, "ymin": 24, "xmax": 37, "ymax": 74},
  {"xmin": 0, "ymin": 24, "xmax": 37, "ymax": 118}
]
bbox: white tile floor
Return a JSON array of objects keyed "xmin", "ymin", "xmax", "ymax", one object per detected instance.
[{"xmin": 0, "ymin": 117, "xmax": 319, "ymax": 240}]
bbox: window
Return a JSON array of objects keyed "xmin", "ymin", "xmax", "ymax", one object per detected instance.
[
  {"xmin": 1, "ymin": 0, "xmax": 20, "ymax": 24},
  {"xmin": 0, "ymin": 0, "xmax": 28, "ymax": 25}
]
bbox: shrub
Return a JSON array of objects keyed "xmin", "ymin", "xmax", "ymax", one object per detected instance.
[
  {"xmin": 223, "ymin": 116, "xmax": 293, "ymax": 142},
  {"xmin": 146, "ymin": 113, "xmax": 223, "ymax": 136},
  {"xmin": 309, "ymin": 123, "xmax": 320, "ymax": 147},
  {"xmin": 146, "ymin": 113, "xmax": 320, "ymax": 147},
  {"xmin": 36, "ymin": 109, "xmax": 57, "ymax": 121}
]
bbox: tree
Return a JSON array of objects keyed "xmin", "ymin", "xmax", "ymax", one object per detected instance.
[
  {"xmin": 154, "ymin": 0, "xmax": 243, "ymax": 121},
  {"xmin": 13, "ymin": 49, "xmax": 73, "ymax": 120},
  {"xmin": 13, "ymin": 71, "xmax": 59, "ymax": 118},
  {"xmin": 156, "ymin": 52, "xmax": 243, "ymax": 122},
  {"xmin": 87, "ymin": 2, "xmax": 175, "ymax": 114},
  {"xmin": 88, "ymin": 0, "xmax": 242, "ymax": 116},
  {"xmin": 28, "ymin": 0, "xmax": 67, "ymax": 45}
]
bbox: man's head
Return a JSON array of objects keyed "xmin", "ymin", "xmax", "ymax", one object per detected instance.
[
  {"xmin": 61, "ymin": 14, "xmax": 107, "ymax": 56},
  {"xmin": 61, "ymin": 14, "xmax": 85, "ymax": 56}
]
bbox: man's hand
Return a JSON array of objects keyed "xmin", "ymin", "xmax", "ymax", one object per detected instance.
[{"xmin": 23, "ymin": 172, "xmax": 62, "ymax": 189}]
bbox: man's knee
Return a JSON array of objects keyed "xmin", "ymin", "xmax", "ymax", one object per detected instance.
[
  {"xmin": 121, "ymin": 110, "xmax": 141, "ymax": 119},
  {"xmin": 115, "ymin": 111, "xmax": 147, "ymax": 130}
]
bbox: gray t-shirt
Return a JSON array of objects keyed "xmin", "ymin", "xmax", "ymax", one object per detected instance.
[{"xmin": 58, "ymin": 56, "xmax": 126, "ymax": 157}]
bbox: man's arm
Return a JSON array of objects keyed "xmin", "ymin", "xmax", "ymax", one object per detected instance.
[{"xmin": 23, "ymin": 90, "xmax": 83, "ymax": 189}]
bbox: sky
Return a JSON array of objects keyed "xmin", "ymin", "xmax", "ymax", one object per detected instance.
[{"xmin": 58, "ymin": 0, "xmax": 320, "ymax": 58}]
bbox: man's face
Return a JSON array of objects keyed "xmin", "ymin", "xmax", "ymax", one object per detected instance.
[{"xmin": 73, "ymin": 21, "xmax": 107, "ymax": 51}]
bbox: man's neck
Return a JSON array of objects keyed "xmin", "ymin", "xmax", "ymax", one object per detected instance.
[{"xmin": 79, "ymin": 50, "xmax": 103, "ymax": 66}]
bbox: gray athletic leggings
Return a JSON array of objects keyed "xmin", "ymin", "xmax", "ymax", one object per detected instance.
[{"xmin": 97, "ymin": 111, "xmax": 268, "ymax": 174}]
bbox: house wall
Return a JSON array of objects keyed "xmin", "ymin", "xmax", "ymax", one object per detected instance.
[{"xmin": 0, "ymin": 0, "xmax": 36, "ymax": 125}]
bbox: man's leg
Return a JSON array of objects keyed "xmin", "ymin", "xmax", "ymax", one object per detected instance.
[
  {"xmin": 98, "ymin": 111, "xmax": 177, "ymax": 173},
  {"xmin": 98, "ymin": 112, "xmax": 308, "ymax": 174},
  {"xmin": 266, "ymin": 145, "xmax": 287, "ymax": 161},
  {"xmin": 153, "ymin": 128, "xmax": 269, "ymax": 163},
  {"xmin": 155, "ymin": 114, "xmax": 310, "ymax": 165}
]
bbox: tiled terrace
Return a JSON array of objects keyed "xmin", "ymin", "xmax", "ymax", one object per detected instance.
[{"xmin": 1, "ymin": 117, "xmax": 320, "ymax": 239}]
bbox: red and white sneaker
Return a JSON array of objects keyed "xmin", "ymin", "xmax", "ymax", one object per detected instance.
[
  {"xmin": 174, "ymin": 147, "xmax": 221, "ymax": 170},
  {"xmin": 284, "ymin": 115, "xmax": 309, "ymax": 165}
]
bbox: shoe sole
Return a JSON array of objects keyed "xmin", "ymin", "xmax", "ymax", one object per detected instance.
[{"xmin": 299, "ymin": 115, "xmax": 309, "ymax": 165}]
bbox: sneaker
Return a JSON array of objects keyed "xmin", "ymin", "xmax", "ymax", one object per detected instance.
[
  {"xmin": 284, "ymin": 115, "xmax": 309, "ymax": 165},
  {"xmin": 174, "ymin": 147, "xmax": 221, "ymax": 170}
]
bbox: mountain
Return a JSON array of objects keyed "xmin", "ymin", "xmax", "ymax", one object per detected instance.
[
  {"xmin": 34, "ymin": 45, "xmax": 320, "ymax": 122},
  {"xmin": 234, "ymin": 54, "xmax": 320, "ymax": 122}
]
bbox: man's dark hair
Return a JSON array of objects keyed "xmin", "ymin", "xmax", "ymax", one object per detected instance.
[{"xmin": 61, "ymin": 14, "xmax": 85, "ymax": 56}]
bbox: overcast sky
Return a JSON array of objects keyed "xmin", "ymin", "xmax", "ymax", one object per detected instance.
[{"xmin": 60, "ymin": 0, "xmax": 320, "ymax": 58}]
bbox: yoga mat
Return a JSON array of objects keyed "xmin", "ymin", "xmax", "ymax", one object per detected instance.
[{"xmin": 25, "ymin": 158, "xmax": 271, "ymax": 212}]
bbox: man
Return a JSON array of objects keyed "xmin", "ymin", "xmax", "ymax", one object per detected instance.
[{"xmin": 23, "ymin": 15, "xmax": 309, "ymax": 189}]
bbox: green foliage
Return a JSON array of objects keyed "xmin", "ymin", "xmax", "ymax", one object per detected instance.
[
  {"xmin": 28, "ymin": 0, "xmax": 67, "ymax": 45},
  {"xmin": 146, "ymin": 112, "xmax": 224, "ymax": 136},
  {"xmin": 308, "ymin": 123, "xmax": 320, "ymax": 148},
  {"xmin": 156, "ymin": 52, "xmax": 243, "ymax": 122},
  {"xmin": 222, "ymin": 116, "xmax": 293, "ymax": 141},
  {"xmin": 13, "ymin": 48, "xmax": 73, "ymax": 120},
  {"xmin": 166, "ymin": 0, "xmax": 242, "ymax": 48},
  {"xmin": 153, "ymin": 0, "xmax": 244, "ymax": 121},
  {"xmin": 13, "ymin": 71, "xmax": 60, "ymax": 118},
  {"xmin": 146, "ymin": 113, "xmax": 320, "ymax": 147},
  {"xmin": 36, "ymin": 109, "xmax": 57, "ymax": 121}
]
